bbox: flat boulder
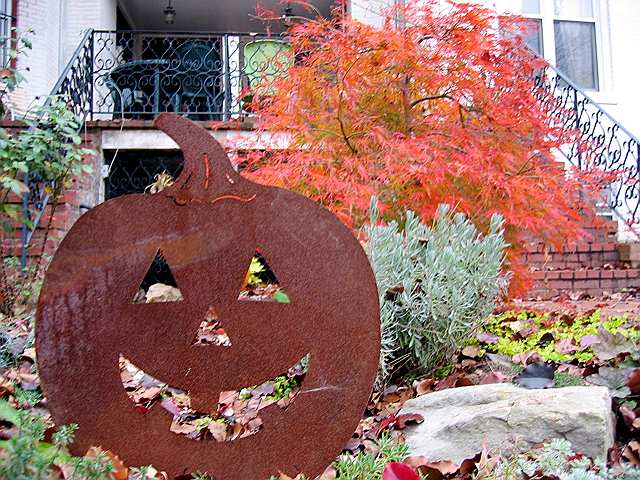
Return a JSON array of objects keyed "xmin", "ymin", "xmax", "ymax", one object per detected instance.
[{"xmin": 399, "ymin": 384, "xmax": 614, "ymax": 465}]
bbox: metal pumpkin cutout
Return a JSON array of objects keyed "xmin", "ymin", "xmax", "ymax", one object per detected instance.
[{"xmin": 36, "ymin": 114, "xmax": 380, "ymax": 479}]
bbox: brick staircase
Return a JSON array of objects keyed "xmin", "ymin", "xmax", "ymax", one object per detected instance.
[{"xmin": 525, "ymin": 220, "xmax": 640, "ymax": 299}]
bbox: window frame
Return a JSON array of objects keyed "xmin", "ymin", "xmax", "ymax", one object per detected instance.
[
  {"xmin": 0, "ymin": 0, "xmax": 13, "ymax": 68},
  {"xmin": 494, "ymin": 0, "xmax": 612, "ymax": 98}
]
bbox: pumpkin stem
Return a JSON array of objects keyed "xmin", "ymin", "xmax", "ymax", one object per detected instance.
[{"xmin": 154, "ymin": 114, "xmax": 243, "ymax": 202}]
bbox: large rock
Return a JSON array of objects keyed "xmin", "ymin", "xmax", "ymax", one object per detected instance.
[
  {"xmin": 145, "ymin": 283, "xmax": 183, "ymax": 303},
  {"xmin": 400, "ymin": 384, "xmax": 614, "ymax": 465}
]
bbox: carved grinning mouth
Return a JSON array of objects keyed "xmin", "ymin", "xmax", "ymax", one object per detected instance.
[{"xmin": 120, "ymin": 353, "xmax": 310, "ymax": 442}]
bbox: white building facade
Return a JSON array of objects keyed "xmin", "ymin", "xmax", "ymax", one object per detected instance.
[{"xmin": 7, "ymin": 0, "xmax": 640, "ymax": 137}]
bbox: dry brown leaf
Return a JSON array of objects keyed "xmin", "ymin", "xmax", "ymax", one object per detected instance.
[{"xmin": 86, "ymin": 447, "xmax": 128, "ymax": 480}]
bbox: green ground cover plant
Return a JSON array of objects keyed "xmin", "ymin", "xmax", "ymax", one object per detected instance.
[{"xmin": 477, "ymin": 310, "xmax": 640, "ymax": 363}]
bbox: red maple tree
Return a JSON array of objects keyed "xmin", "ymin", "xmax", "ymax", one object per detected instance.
[{"xmin": 245, "ymin": 0, "xmax": 612, "ymax": 294}]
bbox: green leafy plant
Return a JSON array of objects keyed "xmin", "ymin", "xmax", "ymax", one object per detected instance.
[
  {"xmin": 334, "ymin": 435, "xmax": 414, "ymax": 480},
  {"xmin": 0, "ymin": 400, "xmax": 115, "ymax": 479},
  {"xmin": 0, "ymin": 28, "xmax": 32, "ymax": 117},
  {"xmin": 268, "ymin": 375, "xmax": 299, "ymax": 401},
  {"xmin": 492, "ymin": 439, "xmax": 640, "ymax": 480},
  {"xmin": 0, "ymin": 32, "xmax": 94, "ymax": 316},
  {"xmin": 365, "ymin": 200, "xmax": 508, "ymax": 383},
  {"xmin": 267, "ymin": 435, "xmax": 411, "ymax": 480},
  {"xmin": 479, "ymin": 310, "xmax": 640, "ymax": 364}
]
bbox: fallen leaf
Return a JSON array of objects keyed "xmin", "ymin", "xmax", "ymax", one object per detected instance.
[
  {"xmin": 383, "ymin": 462, "xmax": 421, "ymax": 480},
  {"xmin": 413, "ymin": 378, "xmax": 434, "ymax": 396},
  {"xmin": 579, "ymin": 335, "xmax": 600, "ymax": 350},
  {"xmin": 17, "ymin": 372, "xmax": 39, "ymax": 390},
  {"xmin": 462, "ymin": 346, "xmax": 482, "ymax": 358},
  {"xmin": 512, "ymin": 351, "xmax": 542, "ymax": 366},
  {"xmin": 586, "ymin": 367, "xmax": 632, "ymax": 398},
  {"xmin": 208, "ymin": 421, "xmax": 228, "ymax": 441},
  {"xmin": 628, "ymin": 368, "xmax": 640, "ymax": 395},
  {"xmin": 394, "ymin": 413, "xmax": 424, "ymax": 429},
  {"xmin": 480, "ymin": 371, "xmax": 508, "ymax": 384},
  {"xmin": 620, "ymin": 405, "xmax": 638, "ymax": 430},
  {"xmin": 592, "ymin": 327, "xmax": 635, "ymax": 361},
  {"xmin": 555, "ymin": 338, "xmax": 576, "ymax": 354},
  {"xmin": 623, "ymin": 441, "xmax": 640, "ymax": 466},
  {"xmin": 405, "ymin": 456, "xmax": 460, "ymax": 480},
  {"xmin": 477, "ymin": 333, "xmax": 498, "ymax": 344}
]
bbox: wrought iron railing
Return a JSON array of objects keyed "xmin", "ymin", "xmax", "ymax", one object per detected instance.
[
  {"xmin": 534, "ymin": 63, "xmax": 640, "ymax": 227},
  {"xmin": 19, "ymin": 30, "xmax": 93, "ymax": 268},
  {"xmin": 91, "ymin": 30, "xmax": 292, "ymax": 120}
]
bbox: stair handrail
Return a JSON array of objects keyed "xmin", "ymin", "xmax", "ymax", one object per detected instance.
[
  {"xmin": 533, "ymin": 56, "xmax": 640, "ymax": 229},
  {"xmin": 19, "ymin": 29, "xmax": 94, "ymax": 268}
]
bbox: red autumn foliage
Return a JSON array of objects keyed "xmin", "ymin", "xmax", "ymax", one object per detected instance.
[{"xmin": 246, "ymin": 0, "xmax": 613, "ymax": 294}]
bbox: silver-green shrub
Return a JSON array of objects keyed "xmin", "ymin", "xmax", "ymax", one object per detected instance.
[{"xmin": 365, "ymin": 200, "xmax": 508, "ymax": 383}]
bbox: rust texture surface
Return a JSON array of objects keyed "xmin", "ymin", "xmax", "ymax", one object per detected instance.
[{"xmin": 35, "ymin": 114, "xmax": 381, "ymax": 479}]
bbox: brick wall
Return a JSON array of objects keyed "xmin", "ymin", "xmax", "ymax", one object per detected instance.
[
  {"xmin": 1, "ymin": 126, "xmax": 103, "ymax": 259},
  {"xmin": 524, "ymin": 220, "xmax": 640, "ymax": 299}
]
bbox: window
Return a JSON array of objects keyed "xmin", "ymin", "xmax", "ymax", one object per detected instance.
[
  {"xmin": 496, "ymin": 0, "xmax": 601, "ymax": 91},
  {"xmin": 0, "ymin": 0, "xmax": 12, "ymax": 68},
  {"xmin": 553, "ymin": 0, "xmax": 599, "ymax": 90}
]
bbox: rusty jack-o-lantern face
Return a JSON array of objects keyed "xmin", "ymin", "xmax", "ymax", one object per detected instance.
[{"xmin": 35, "ymin": 114, "xmax": 380, "ymax": 479}]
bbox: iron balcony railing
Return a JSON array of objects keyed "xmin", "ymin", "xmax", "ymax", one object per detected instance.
[{"xmin": 91, "ymin": 30, "xmax": 292, "ymax": 120}]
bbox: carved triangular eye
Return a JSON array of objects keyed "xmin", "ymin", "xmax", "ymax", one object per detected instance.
[
  {"xmin": 132, "ymin": 249, "xmax": 184, "ymax": 304},
  {"xmin": 238, "ymin": 252, "xmax": 290, "ymax": 303}
]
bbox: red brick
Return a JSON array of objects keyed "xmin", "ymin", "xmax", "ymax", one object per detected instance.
[
  {"xmin": 574, "ymin": 279, "xmax": 598, "ymax": 289},
  {"xmin": 547, "ymin": 280, "xmax": 571, "ymax": 289},
  {"xmin": 587, "ymin": 270, "xmax": 600, "ymax": 279},
  {"xmin": 626, "ymin": 269, "xmax": 640, "ymax": 279},
  {"xmin": 600, "ymin": 279, "xmax": 615, "ymax": 289},
  {"xmin": 530, "ymin": 271, "xmax": 545, "ymax": 280},
  {"xmin": 560, "ymin": 271, "xmax": 575, "ymax": 280},
  {"xmin": 574, "ymin": 270, "xmax": 587, "ymax": 279},
  {"xmin": 603, "ymin": 252, "xmax": 619, "ymax": 262},
  {"xmin": 527, "ymin": 253, "xmax": 546, "ymax": 263}
]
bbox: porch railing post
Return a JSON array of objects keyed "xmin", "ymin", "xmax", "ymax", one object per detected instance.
[
  {"xmin": 89, "ymin": 30, "xmax": 95, "ymax": 121},
  {"xmin": 19, "ymin": 185, "xmax": 29, "ymax": 272},
  {"xmin": 223, "ymin": 34, "xmax": 232, "ymax": 121},
  {"xmin": 573, "ymin": 87, "xmax": 583, "ymax": 170}
]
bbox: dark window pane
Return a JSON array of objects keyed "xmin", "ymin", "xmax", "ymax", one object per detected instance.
[{"xmin": 554, "ymin": 20, "xmax": 598, "ymax": 90}]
